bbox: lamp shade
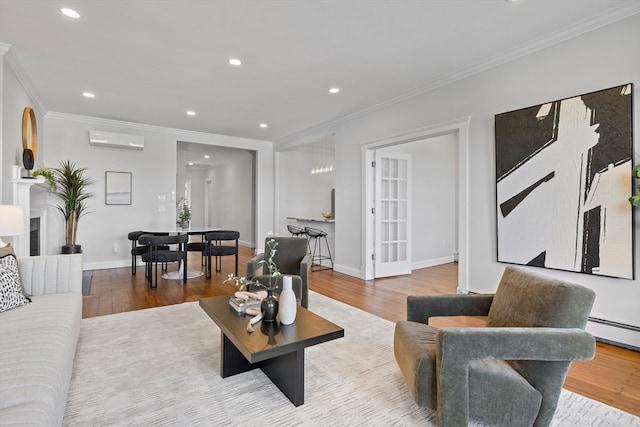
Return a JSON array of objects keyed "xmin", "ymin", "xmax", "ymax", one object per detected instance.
[{"xmin": 0, "ymin": 205, "xmax": 25, "ymax": 237}]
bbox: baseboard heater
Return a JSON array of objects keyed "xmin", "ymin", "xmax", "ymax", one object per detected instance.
[{"xmin": 588, "ymin": 317, "xmax": 640, "ymax": 352}]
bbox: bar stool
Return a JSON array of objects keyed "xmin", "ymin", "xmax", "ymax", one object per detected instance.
[
  {"xmin": 305, "ymin": 226, "xmax": 333, "ymax": 272},
  {"xmin": 287, "ymin": 224, "xmax": 307, "ymax": 238}
]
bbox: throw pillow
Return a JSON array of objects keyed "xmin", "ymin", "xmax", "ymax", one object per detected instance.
[{"xmin": 0, "ymin": 252, "xmax": 31, "ymax": 312}]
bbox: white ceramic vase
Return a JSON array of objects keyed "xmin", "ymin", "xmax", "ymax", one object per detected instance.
[{"xmin": 279, "ymin": 275, "xmax": 297, "ymax": 325}]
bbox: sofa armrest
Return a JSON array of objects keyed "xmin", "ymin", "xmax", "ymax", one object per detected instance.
[
  {"xmin": 407, "ymin": 294, "xmax": 494, "ymax": 324},
  {"xmin": 246, "ymin": 253, "xmax": 265, "ymax": 279},
  {"xmin": 18, "ymin": 254, "xmax": 83, "ymax": 296}
]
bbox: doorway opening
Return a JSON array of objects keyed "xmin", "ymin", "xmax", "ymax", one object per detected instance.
[
  {"xmin": 362, "ymin": 117, "xmax": 470, "ymax": 293},
  {"xmin": 177, "ymin": 141, "xmax": 257, "ymax": 247}
]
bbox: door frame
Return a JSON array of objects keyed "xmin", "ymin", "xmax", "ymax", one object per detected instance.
[{"xmin": 361, "ymin": 116, "xmax": 471, "ymax": 293}]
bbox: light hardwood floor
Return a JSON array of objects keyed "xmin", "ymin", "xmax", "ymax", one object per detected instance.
[{"xmin": 83, "ymin": 244, "xmax": 640, "ymax": 417}]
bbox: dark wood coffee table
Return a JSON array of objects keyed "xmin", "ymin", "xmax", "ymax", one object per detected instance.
[{"xmin": 199, "ymin": 295, "xmax": 344, "ymax": 406}]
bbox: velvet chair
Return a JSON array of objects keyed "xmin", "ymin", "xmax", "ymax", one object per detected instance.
[
  {"xmin": 394, "ymin": 266, "xmax": 596, "ymax": 427},
  {"xmin": 203, "ymin": 230, "xmax": 240, "ymax": 277},
  {"xmin": 128, "ymin": 231, "xmax": 147, "ymax": 275},
  {"xmin": 139, "ymin": 233, "xmax": 188, "ymax": 288},
  {"xmin": 246, "ymin": 237, "xmax": 311, "ymax": 308}
]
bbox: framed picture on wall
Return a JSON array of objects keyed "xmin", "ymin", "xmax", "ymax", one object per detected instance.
[
  {"xmin": 105, "ymin": 171, "xmax": 132, "ymax": 205},
  {"xmin": 494, "ymin": 83, "xmax": 634, "ymax": 279}
]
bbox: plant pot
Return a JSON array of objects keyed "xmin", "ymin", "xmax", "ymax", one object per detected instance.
[
  {"xmin": 180, "ymin": 220, "xmax": 190, "ymax": 229},
  {"xmin": 61, "ymin": 245, "xmax": 82, "ymax": 254}
]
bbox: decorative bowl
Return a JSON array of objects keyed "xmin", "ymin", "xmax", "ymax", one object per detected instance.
[{"xmin": 322, "ymin": 212, "xmax": 334, "ymax": 219}]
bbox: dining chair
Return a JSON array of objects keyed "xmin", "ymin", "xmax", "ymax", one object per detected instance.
[
  {"xmin": 139, "ymin": 233, "xmax": 188, "ymax": 288},
  {"xmin": 203, "ymin": 230, "xmax": 240, "ymax": 277},
  {"xmin": 128, "ymin": 230, "xmax": 147, "ymax": 275},
  {"xmin": 186, "ymin": 231, "xmax": 207, "ymax": 267}
]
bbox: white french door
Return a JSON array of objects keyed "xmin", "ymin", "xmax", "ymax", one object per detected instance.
[{"xmin": 374, "ymin": 150, "xmax": 412, "ymax": 278}]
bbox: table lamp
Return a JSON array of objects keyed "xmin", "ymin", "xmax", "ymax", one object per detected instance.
[{"xmin": 0, "ymin": 205, "xmax": 25, "ymax": 247}]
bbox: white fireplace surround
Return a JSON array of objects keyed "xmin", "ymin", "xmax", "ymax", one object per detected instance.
[{"xmin": 11, "ymin": 175, "xmax": 46, "ymax": 257}]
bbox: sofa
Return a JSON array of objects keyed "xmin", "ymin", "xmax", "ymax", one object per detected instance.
[{"xmin": 0, "ymin": 251, "xmax": 83, "ymax": 427}]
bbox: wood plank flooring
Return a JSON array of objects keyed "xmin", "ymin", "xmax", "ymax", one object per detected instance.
[{"xmin": 83, "ymin": 245, "xmax": 640, "ymax": 417}]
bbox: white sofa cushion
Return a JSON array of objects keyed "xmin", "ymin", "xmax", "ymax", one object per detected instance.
[{"xmin": 0, "ymin": 293, "xmax": 82, "ymax": 426}]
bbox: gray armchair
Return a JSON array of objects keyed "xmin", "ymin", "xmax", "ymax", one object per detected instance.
[
  {"xmin": 246, "ymin": 237, "xmax": 311, "ymax": 308},
  {"xmin": 394, "ymin": 266, "xmax": 596, "ymax": 427}
]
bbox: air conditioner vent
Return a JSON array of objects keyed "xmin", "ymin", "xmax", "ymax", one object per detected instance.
[{"xmin": 89, "ymin": 130, "xmax": 144, "ymax": 150}]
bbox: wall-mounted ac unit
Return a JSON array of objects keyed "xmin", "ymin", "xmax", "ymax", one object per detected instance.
[{"xmin": 89, "ymin": 130, "xmax": 144, "ymax": 150}]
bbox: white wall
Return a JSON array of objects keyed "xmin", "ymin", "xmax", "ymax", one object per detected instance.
[
  {"xmin": 186, "ymin": 168, "xmax": 205, "ymax": 227},
  {"xmin": 0, "ymin": 52, "xmax": 45, "ymax": 203},
  {"xmin": 400, "ymin": 134, "xmax": 457, "ymax": 268},
  {"xmin": 282, "ymin": 15, "xmax": 640, "ymax": 347},
  {"xmin": 208, "ymin": 154, "xmax": 255, "ymax": 246},
  {"xmin": 40, "ymin": 113, "xmax": 273, "ymax": 269},
  {"xmin": 276, "ymin": 148, "xmax": 335, "ymax": 235}
]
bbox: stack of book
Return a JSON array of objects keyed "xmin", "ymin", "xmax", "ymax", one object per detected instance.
[{"xmin": 229, "ymin": 296, "xmax": 262, "ymax": 314}]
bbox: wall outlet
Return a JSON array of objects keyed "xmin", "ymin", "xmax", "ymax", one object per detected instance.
[{"xmin": 112, "ymin": 242, "xmax": 119, "ymax": 254}]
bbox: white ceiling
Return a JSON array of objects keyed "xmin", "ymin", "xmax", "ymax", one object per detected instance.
[{"xmin": 1, "ymin": 0, "xmax": 638, "ymax": 146}]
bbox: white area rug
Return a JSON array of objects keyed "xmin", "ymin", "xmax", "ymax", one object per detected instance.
[{"xmin": 64, "ymin": 292, "xmax": 640, "ymax": 426}]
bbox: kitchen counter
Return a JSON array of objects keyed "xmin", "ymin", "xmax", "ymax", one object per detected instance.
[{"xmin": 286, "ymin": 217, "xmax": 334, "ymax": 223}]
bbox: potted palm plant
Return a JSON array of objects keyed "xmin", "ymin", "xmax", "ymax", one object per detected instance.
[{"xmin": 51, "ymin": 160, "xmax": 95, "ymax": 254}]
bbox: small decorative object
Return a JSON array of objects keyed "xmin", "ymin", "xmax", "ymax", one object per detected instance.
[
  {"xmin": 177, "ymin": 197, "xmax": 191, "ymax": 228},
  {"xmin": 22, "ymin": 149, "xmax": 34, "ymax": 177},
  {"xmin": 279, "ymin": 275, "xmax": 297, "ymax": 325},
  {"xmin": 261, "ymin": 290, "xmax": 279, "ymax": 323},
  {"xmin": 22, "ymin": 107, "xmax": 38, "ymax": 161},
  {"xmin": 31, "ymin": 167, "xmax": 56, "ymax": 189},
  {"xmin": 224, "ymin": 238, "xmax": 282, "ymax": 325}
]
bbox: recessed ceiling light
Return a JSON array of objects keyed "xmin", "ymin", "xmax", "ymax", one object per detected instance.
[
  {"xmin": 188, "ymin": 162, "xmax": 194, "ymax": 166},
  {"xmin": 186, "ymin": 110, "xmax": 196, "ymax": 116},
  {"xmin": 259, "ymin": 123, "xmax": 268, "ymax": 128},
  {"xmin": 329, "ymin": 87, "xmax": 340, "ymax": 94},
  {"xmin": 229, "ymin": 58, "xmax": 242, "ymax": 66},
  {"xmin": 204, "ymin": 155, "xmax": 210, "ymax": 159},
  {"xmin": 83, "ymin": 92, "xmax": 95, "ymax": 98},
  {"xmin": 61, "ymin": 8, "xmax": 80, "ymax": 18}
]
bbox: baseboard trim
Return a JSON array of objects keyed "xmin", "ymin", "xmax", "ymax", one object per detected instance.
[{"xmin": 412, "ymin": 255, "xmax": 455, "ymax": 271}]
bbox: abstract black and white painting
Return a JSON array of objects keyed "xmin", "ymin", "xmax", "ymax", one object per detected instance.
[{"xmin": 495, "ymin": 83, "xmax": 634, "ymax": 279}]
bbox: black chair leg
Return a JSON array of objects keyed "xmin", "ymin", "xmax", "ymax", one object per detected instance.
[{"xmin": 183, "ymin": 255, "xmax": 187, "ymax": 284}]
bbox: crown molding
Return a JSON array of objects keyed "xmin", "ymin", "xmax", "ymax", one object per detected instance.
[
  {"xmin": 44, "ymin": 111, "xmax": 272, "ymax": 148},
  {"xmin": 274, "ymin": 2, "xmax": 640, "ymax": 146},
  {"xmin": 1, "ymin": 43, "xmax": 47, "ymax": 117}
]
